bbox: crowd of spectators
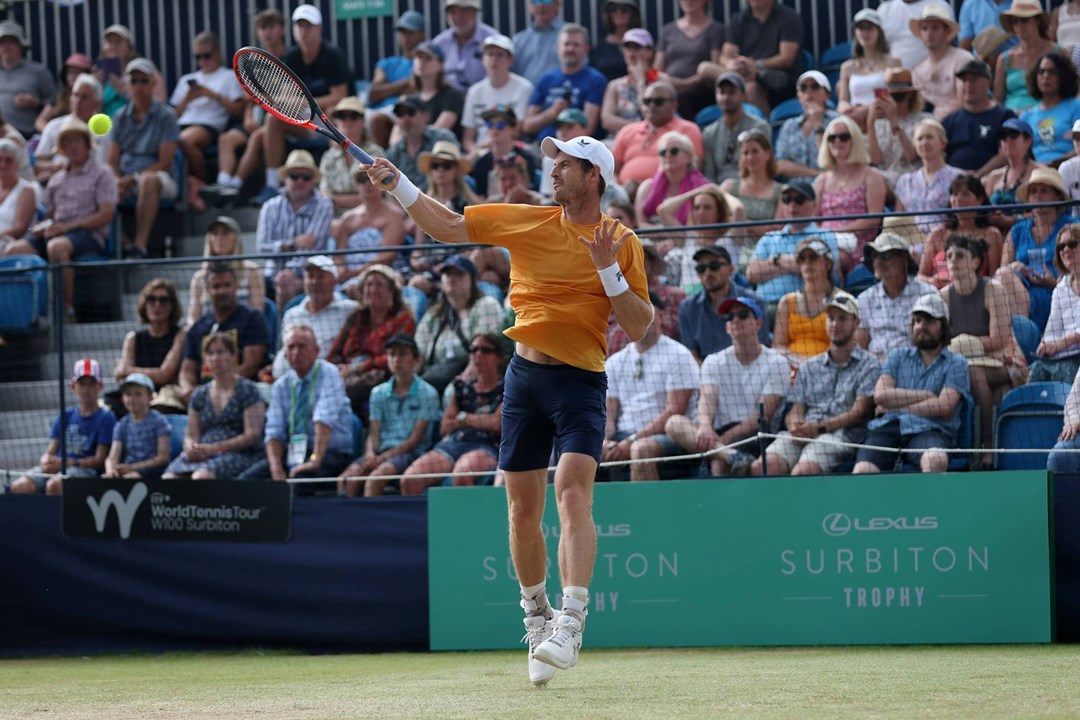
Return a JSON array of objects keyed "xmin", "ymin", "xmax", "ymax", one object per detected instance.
[{"xmin": 6, "ymin": 0, "xmax": 1080, "ymax": 491}]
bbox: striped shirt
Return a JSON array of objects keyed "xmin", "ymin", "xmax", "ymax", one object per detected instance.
[
  {"xmin": 255, "ymin": 190, "xmax": 335, "ymax": 274},
  {"xmin": 44, "ymin": 159, "xmax": 119, "ymax": 242}
]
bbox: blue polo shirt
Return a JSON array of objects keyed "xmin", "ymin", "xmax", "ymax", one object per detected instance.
[
  {"xmin": 869, "ymin": 347, "xmax": 970, "ymax": 440},
  {"xmin": 529, "ymin": 65, "xmax": 607, "ymax": 141},
  {"xmin": 369, "ymin": 374, "xmax": 442, "ymax": 452},
  {"xmin": 677, "ymin": 282, "xmax": 770, "ymax": 360}
]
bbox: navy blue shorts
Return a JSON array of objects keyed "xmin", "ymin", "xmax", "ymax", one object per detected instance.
[
  {"xmin": 499, "ymin": 354, "xmax": 607, "ymax": 472},
  {"xmin": 29, "ymin": 228, "xmax": 104, "ymax": 258},
  {"xmin": 855, "ymin": 420, "xmax": 953, "ymax": 471}
]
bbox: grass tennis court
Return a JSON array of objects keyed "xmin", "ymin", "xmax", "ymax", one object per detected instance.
[{"xmin": 3, "ymin": 645, "xmax": 1079, "ymax": 719}]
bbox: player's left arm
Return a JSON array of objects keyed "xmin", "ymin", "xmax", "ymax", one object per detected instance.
[{"xmin": 578, "ymin": 219, "xmax": 654, "ymax": 342}]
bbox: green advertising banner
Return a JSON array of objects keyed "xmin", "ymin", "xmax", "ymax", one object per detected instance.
[
  {"xmin": 428, "ymin": 471, "xmax": 1053, "ymax": 650},
  {"xmin": 334, "ymin": 0, "xmax": 392, "ymax": 21}
]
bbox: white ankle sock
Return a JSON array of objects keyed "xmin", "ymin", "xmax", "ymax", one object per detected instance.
[
  {"xmin": 265, "ymin": 168, "xmax": 280, "ymax": 188},
  {"xmin": 216, "ymin": 171, "xmax": 231, "ymax": 185},
  {"xmin": 561, "ymin": 586, "xmax": 589, "ymax": 616},
  {"xmin": 520, "ymin": 581, "xmax": 551, "ymax": 616}
]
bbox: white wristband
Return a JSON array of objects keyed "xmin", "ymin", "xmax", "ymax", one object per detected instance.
[
  {"xmin": 389, "ymin": 173, "xmax": 420, "ymax": 208},
  {"xmin": 597, "ymin": 262, "xmax": 629, "ymax": 297}
]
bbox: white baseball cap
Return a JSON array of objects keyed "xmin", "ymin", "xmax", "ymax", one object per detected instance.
[
  {"xmin": 912, "ymin": 292, "xmax": 949, "ymax": 321},
  {"xmin": 798, "ymin": 70, "xmax": 832, "ymax": 93},
  {"xmin": 292, "ymin": 4, "xmax": 323, "ymax": 25},
  {"xmin": 540, "ymin": 135, "xmax": 615, "ymax": 185},
  {"xmin": 1067, "ymin": 119, "xmax": 1080, "ymax": 139},
  {"xmin": 304, "ymin": 255, "xmax": 338, "ymax": 279}
]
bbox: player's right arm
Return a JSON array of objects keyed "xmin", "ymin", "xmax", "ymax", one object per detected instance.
[{"xmin": 362, "ymin": 157, "xmax": 470, "ymax": 245}]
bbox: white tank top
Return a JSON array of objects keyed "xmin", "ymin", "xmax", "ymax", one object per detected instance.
[
  {"xmin": 1058, "ymin": 2, "xmax": 1080, "ymax": 50},
  {"xmin": 849, "ymin": 70, "xmax": 886, "ymax": 107}
]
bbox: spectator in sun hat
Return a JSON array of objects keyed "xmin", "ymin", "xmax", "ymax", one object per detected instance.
[
  {"xmin": 877, "ymin": 0, "xmax": 954, "ymax": 70},
  {"xmin": 0, "ymin": 19, "xmax": 56, "ymax": 138},
  {"xmin": 317, "ymin": 96, "xmax": 386, "ymax": 211},
  {"xmin": 8, "ymin": 358, "xmax": 115, "ymax": 495},
  {"xmin": 255, "ymin": 148, "xmax": 335, "ymax": 309},
  {"xmin": 910, "ymin": 4, "xmax": 973, "ymax": 121},
  {"xmin": 856, "ymin": 232, "xmax": 938, "ymax": 360},
  {"xmin": 461, "ymin": 33, "xmax": 533, "ymax": 155},
  {"xmin": 432, "ymin": 0, "xmax": 498, "ymax": 92}
]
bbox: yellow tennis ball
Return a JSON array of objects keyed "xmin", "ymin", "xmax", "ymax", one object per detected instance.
[{"xmin": 88, "ymin": 113, "xmax": 112, "ymax": 136}]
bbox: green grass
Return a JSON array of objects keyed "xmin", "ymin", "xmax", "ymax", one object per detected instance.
[{"xmin": 2, "ymin": 646, "xmax": 1080, "ymax": 719}]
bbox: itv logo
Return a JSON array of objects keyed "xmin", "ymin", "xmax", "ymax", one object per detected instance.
[{"xmin": 86, "ymin": 482, "xmax": 148, "ymax": 539}]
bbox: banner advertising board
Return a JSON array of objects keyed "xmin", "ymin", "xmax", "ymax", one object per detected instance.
[
  {"xmin": 429, "ymin": 471, "xmax": 1052, "ymax": 649},
  {"xmin": 62, "ymin": 477, "xmax": 292, "ymax": 542}
]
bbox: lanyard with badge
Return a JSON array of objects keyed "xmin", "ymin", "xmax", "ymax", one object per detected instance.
[{"xmin": 287, "ymin": 362, "xmax": 320, "ymax": 467}]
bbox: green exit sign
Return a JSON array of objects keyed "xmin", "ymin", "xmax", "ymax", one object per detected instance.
[{"xmin": 335, "ymin": 0, "xmax": 393, "ymax": 20}]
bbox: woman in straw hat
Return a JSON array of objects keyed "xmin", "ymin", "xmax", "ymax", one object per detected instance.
[
  {"xmin": 995, "ymin": 166, "xmax": 1076, "ymax": 331},
  {"xmin": 410, "ymin": 140, "xmax": 481, "ymax": 275},
  {"xmin": 994, "ymin": 0, "xmax": 1063, "ymax": 112},
  {"xmin": 865, "ymin": 68, "xmax": 932, "ymax": 189},
  {"xmin": 836, "ymin": 8, "xmax": 901, "ymax": 131}
]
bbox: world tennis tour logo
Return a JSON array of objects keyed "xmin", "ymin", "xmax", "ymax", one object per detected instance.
[
  {"xmin": 62, "ymin": 477, "xmax": 293, "ymax": 542},
  {"xmin": 86, "ymin": 482, "xmax": 148, "ymax": 539}
]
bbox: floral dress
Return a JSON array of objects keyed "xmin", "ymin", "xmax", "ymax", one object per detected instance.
[{"xmin": 164, "ymin": 377, "xmax": 265, "ymax": 479}]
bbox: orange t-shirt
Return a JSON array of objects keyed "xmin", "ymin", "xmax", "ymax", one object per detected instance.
[{"xmin": 465, "ymin": 204, "xmax": 649, "ymax": 372}]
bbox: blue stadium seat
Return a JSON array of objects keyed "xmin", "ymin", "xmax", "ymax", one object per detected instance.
[
  {"xmin": 843, "ymin": 264, "xmax": 877, "ymax": 295},
  {"xmin": 993, "ymin": 382, "xmax": 1070, "ymax": 470},
  {"xmin": 897, "ymin": 392, "xmax": 975, "ymax": 472},
  {"xmin": 0, "ymin": 255, "xmax": 48, "ymax": 332},
  {"xmin": 167, "ymin": 414, "xmax": 188, "ymax": 461},
  {"xmin": 769, "ymin": 97, "xmax": 804, "ymax": 128},
  {"xmin": 818, "ymin": 42, "xmax": 851, "ymax": 97},
  {"xmin": 800, "ymin": 48, "xmax": 815, "ymax": 73},
  {"xmin": 1012, "ymin": 315, "xmax": 1041, "ymax": 365}
]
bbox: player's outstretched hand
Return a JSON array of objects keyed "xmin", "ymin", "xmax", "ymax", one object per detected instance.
[
  {"xmin": 577, "ymin": 218, "xmax": 631, "ymax": 269},
  {"xmin": 360, "ymin": 157, "xmax": 401, "ymax": 191}
]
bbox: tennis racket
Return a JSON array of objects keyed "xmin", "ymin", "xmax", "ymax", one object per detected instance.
[{"xmin": 232, "ymin": 46, "xmax": 392, "ymax": 183}]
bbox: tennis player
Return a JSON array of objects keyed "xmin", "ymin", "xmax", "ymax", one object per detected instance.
[{"xmin": 363, "ymin": 137, "xmax": 653, "ymax": 686}]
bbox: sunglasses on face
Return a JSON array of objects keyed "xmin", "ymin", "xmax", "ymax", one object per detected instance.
[
  {"xmin": 878, "ymin": 250, "xmax": 904, "ymax": 261},
  {"xmin": 396, "ymin": 107, "xmax": 418, "ymax": 117},
  {"xmin": 430, "ymin": 161, "xmax": 456, "ymax": 171},
  {"xmin": 1000, "ymin": 130, "xmax": 1024, "ymax": 140},
  {"xmin": 827, "ymin": 133, "xmax": 852, "ymax": 144},
  {"xmin": 1038, "ymin": 67, "xmax": 1060, "ymax": 76},
  {"xmin": 727, "ymin": 310, "xmax": 754, "ymax": 320},
  {"xmin": 334, "ymin": 111, "xmax": 363, "ymax": 121},
  {"xmin": 695, "ymin": 260, "xmax": 728, "ymax": 273},
  {"xmin": 288, "ymin": 172, "xmax": 314, "ymax": 181},
  {"xmin": 485, "ymin": 120, "xmax": 508, "ymax": 129},
  {"xmin": 1060, "ymin": 239, "xmax": 1080, "ymax": 251},
  {"xmin": 798, "ymin": 83, "xmax": 822, "ymax": 92},
  {"xmin": 796, "ymin": 253, "xmax": 819, "ymax": 263},
  {"xmin": 468, "ymin": 344, "xmax": 499, "ymax": 355},
  {"xmin": 194, "ymin": 52, "xmax": 213, "ymax": 60},
  {"xmin": 146, "ymin": 295, "xmax": 173, "ymax": 305},
  {"xmin": 658, "ymin": 147, "xmax": 681, "ymax": 157},
  {"xmin": 781, "ymin": 194, "xmax": 808, "ymax": 205},
  {"xmin": 642, "ymin": 97, "xmax": 669, "ymax": 107},
  {"xmin": 129, "ymin": 76, "xmax": 151, "ymax": 85}
]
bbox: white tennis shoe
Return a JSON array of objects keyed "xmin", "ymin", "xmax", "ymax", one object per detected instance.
[
  {"xmin": 522, "ymin": 615, "xmax": 557, "ymax": 686},
  {"xmin": 533, "ymin": 612, "xmax": 583, "ymax": 670}
]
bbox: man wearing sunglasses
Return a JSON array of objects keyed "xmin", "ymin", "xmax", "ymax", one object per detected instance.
[
  {"xmin": 386, "ymin": 95, "xmax": 459, "ymax": 190},
  {"xmin": 469, "ymin": 108, "xmax": 539, "ymax": 197},
  {"xmin": 462, "ymin": 35, "xmax": 533, "ymax": 156},
  {"xmin": 611, "ymin": 79, "xmax": 703, "ymax": 186},
  {"xmin": 363, "ymin": 131, "xmax": 652, "ymax": 686},
  {"xmin": 668, "ymin": 295, "xmax": 790, "ymax": 476},
  {"xmin": 109, "ymin": 58, "xmax": 179, "ymax": 259},
  {"xmin": 678, "ymin": 245, "xmax": 769, "ymax": 362},
  {"xmin": 747, "ymin": 181, "xmax": 841, "ymax": 321}
]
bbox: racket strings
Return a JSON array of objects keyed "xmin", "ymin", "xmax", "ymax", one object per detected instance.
[{"xmin": 236, "ymin": 53, "xmax": 312, "ymax": 124}]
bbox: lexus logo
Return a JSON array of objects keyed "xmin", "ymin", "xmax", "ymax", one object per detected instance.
[{"xmin": 823, "ymin": 512, "xmax": 851, "ymax": 537}]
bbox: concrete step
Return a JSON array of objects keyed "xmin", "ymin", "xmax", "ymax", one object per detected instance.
[
  {"xmin": 0, "ymin": 409, "xmax": 55, "ymax": 440},
  {"xmin": 0, "ymin": 380, "xmax": 120, "ymax": 412},
  {"xmin": 61, "ymin": 321, "xmax": 132, "ymax": 352},
  {"xmin": 0, "ymin": 438, "xmax": 44, "ymax": 472}
]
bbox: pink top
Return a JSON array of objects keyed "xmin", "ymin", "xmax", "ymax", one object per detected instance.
[
  {"xmin": 820, "ymin": 185, "xmax": 874, "ymax": 270},
  {"xmin": 641, "ymin": 168, "xmax": 710, "ymax": 224}
]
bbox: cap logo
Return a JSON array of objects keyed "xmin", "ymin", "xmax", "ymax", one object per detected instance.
[{"xmin": 577, "ymin": 138, "xmax": 591, "ymax": 147}]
